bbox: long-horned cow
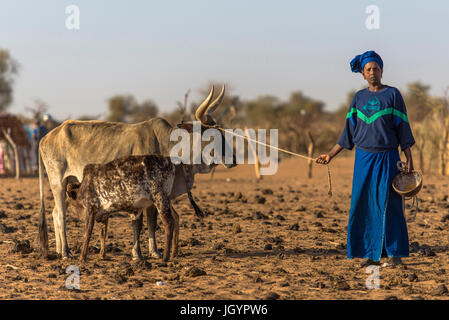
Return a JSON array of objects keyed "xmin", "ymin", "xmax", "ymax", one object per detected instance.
[{"xmin": 38, "ymin": 85, "xmax": 235, "ymax": 258}]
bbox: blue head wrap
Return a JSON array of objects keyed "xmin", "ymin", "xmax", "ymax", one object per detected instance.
[{"xmin": 350, "ymin": 51, "xmax": 383, "ymax": 73}]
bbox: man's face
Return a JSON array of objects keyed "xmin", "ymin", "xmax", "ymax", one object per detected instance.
[{"xmin": 362, "ymin": 61, "xmax": 382, "ymax": 86}]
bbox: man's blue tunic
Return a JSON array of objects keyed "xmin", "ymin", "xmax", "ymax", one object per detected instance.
[{"xmin": 337, "ymin": 86, "xmax": 415, "ymax": 261}]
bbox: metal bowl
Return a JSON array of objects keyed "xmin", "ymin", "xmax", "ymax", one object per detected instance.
[{"xmin": 392, "ymin": 170, "xmax": 423, "ymax": 198}]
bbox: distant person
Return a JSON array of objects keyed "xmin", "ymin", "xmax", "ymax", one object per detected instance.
[
  {"xmin": 316, "ymin": 51, "xmax": 415, "ymax": 267},
  {"xmin": 33, "ymin": 119, "xmax": 48, "ymax": 166},
  {"xmin": 0, "ymin": 142, "xmax": 4, "ymax": 174}
]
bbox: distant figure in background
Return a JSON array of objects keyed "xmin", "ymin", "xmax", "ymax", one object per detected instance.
[
  {"xmin": 0, "ymin": 141, "xmax": 5, "ymax": 174},
  {"xmin": 42, "ymin": 113, "xmax": 58, "ymax": 131},
  {"xmin": 33, "ymin": 119, "xmax": 48, "ymax": 166},
  {"xmin": 23, "ymin": 123, "xmax": 34, "ymax": 171}
]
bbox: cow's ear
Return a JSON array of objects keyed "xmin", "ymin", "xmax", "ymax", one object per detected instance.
[{"xmin": 177, "ymin": 123, "xmax": 193, "ymax": 133}]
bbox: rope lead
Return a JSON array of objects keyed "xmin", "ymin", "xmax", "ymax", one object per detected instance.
[
  {"xmin": 327, "ymin": 164, "xmax": 332, "ymax": 197},
  {"xmin": 210, "ymin": 126, "xmax": 333, "ymax": 197}
]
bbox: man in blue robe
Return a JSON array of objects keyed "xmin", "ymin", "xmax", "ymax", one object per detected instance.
[{"xmin": 316, "ymin": 51, "xmax": 415, "ymax": 267}]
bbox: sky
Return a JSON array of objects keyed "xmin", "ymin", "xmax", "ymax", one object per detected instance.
[{"xmin": 1, "ymin": 0, "xmax": 448, "ymax": 120}]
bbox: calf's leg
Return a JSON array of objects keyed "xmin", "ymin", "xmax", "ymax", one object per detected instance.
[
  {"xmin": 131, "ymin": 211, "xmax": 144, "ymax": 260},
  {"xmin": 154, "ymin": 196, "xmax": 174, "ymax": 262},
  {"xmin": 146, "ymin": 206, "xmax": 162, "ymax": 258},
  {"xmin": 170, "ymin": 205, "xmax": 179, "ymax": 258},
  {"xmin": 80, "ymin": 208, "xmax": 96, "ymax": 262},
  {"xmin": 99, "ymin": 217, "xmax": 108, "ymax": 259}
]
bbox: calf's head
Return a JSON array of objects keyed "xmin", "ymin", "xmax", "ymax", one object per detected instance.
[{"xmin": 66, "ymin": 182, "xmax": 83, "ymax": 209}]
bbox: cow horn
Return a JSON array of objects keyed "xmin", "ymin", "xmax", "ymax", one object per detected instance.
[
  {"xmin": 195, "ymin": 85, "xmax": 214, "ymax": 122},
  {"xmin": 205, "ymin": 84, "xmax": 225, "ymax": 117}
]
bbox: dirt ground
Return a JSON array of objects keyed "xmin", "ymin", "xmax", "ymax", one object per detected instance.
[{"xmin": 0, "ymin": 153, "xmax": 448, "ymax": 300}]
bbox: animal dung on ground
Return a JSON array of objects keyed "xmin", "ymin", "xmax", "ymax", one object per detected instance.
[
  {"xmin": 264, "ymin": 244, "xmax": 272, "ymax": 250},
  {"xmin": 274, "ymin": 214, "xmax": 285, "ymax": 221},
  {"xmin": 263, "ymin": 292, "xmax": 280, "ymax": 300},
  {"xmin": 187, "ymin": 237, "xmax": 201, "ymax": 246},
  {"xmin": 184, "ymin": 267, "xmax": 206, "ymax": 277},
  {"xmin": 433, "ymin": 284, "xmax": 448, "ymax": 296},
  {"xmin": 133, "ymin": 260, "xmax": 152, "ymax": 270},
  {"xmin": 232, "ymin": 223, "xmax": 242, "ymax": 234},
  {"xmin": 261, "ymin": 188, "xmax": 273, "ymax": 195},
  {"xmin": 315, "ymin": 210, "xmax": 325, "ymax": 218},
  {"xmin": 408, "ymin": 273, "xmax": 418, "ymax": 282},
  {"xmin": 255, "ymin": 195, "xmax": 266, "ymax": 204},
  {"xmin": 332, "ymin": 279, "xmax": 350, "ymax": 291},
  {"xmin": 213, "ymin": 242, "xmax": 225, "ymax": 250},
  {"xmin": 13, "ymin": 203, "xmax": 24, "ymax": 210},
  {"xmin": 252, "ymin": 211, "xmax": 268, "ymax": 220},
  {"xmin": 11, "ymin": 239, "xmax": 33, "ymax": 254},
  {"xmin": 0, "ymin": 223, "xmax": 16, "ymax": 234},
  {"xmin": 114, "ymin": 272, "xmax": 128, "ymax": 285},
  {"xmin": 288, "ymin": 223, "xmax": 299, "ymax": 231}
]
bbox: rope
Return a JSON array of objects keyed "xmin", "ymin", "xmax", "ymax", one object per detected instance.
[
  {"xmin": 326, "ymin": 164, "xmax": 332, "ymax": 197},
  {"xmin": 405, "ymin": 195, "xmax": 419, "ymax": 221},
  {"xmin": 206, "ymin": 125, "xmax": 333, "ymax": 197}
]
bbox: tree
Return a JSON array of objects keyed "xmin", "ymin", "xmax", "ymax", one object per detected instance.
[
  {"xmin": 403, "ymin": 81, "xmax": 432, "ymax": 122},
  {"xmin": 77, "ymin": 114, "xmax": 103, "ymax": 121},
  {"xmin": 243, "ymin": 95, "xmax": 280, "ymax": 127},
  {"xmin": 106, "ymin": 95, "xmax": 136, "ymax": 122},
  {"xmin": 282, "ymin": 91, "xmax": 325, "ymax": 117},
  {"xmin": 334, "ymin": 89, "xmax": 357, "ymax": 123},
  {"xmin": 130, "ymin": 99, "xmax": 159, "ymax": 123},
  {"xmin": 25, "ymin": 99, "xmax": 48, "ymax": 121},
  {"xmin": 106, "ymin": 94, "xmax": 160, "ymax": 123},
  {"xmin": 0, "ymin": 49, "xmax": 19, "ymax": 113}
]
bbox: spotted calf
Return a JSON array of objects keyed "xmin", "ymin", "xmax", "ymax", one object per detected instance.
[{"xmin": 68, "ymin": 154, "xmax": 193, "ymax": 262}]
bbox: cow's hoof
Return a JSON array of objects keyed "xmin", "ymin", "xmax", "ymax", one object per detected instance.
[
  {"xmin": 61, "ymin": 252, "xmax": 74, "ymax": 260},
  {"xmin": 149, "ymin": 250, "xmax": 162, "ymax": 259},
  {"xmin": 132, "ymin": 246, "xmax": 143, "ymax": 260},
  {"xmin": 132, "ymin": 250, "xmax": 144, "ymax": 261},
  {"xmin": 132, "ymin": 255, "xmax": 144, "ymax": 261}
]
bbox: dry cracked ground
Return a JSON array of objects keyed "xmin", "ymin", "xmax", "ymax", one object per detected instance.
[{"xmin": 0, "ymin": 155, "xmax": 448, "ymax": 300}]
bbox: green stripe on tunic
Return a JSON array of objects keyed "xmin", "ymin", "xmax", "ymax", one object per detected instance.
[{"xmin": 346, "ymin": 107, "xmax": 409, "ymax": 124}]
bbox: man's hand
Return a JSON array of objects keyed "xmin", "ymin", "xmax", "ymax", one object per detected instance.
[
  {"xmin": 315, "ymin": 144, "xmax": 343, "ymax": 165},
  {"xmin": 316, "ymin": 154, "xmax": 331, "ymax": 165},
  {"xmin": 406, "ymin": 161, "xmax": 414, "ymax": 173}
]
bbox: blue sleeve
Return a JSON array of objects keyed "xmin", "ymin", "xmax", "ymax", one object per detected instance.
[
  {"xmin": 393, "ymin": 90, "xmax": 415, "ymax": 151},
  {"xmin": 337, "ymin": 97, "xmax": 356, "ymax": 150}
]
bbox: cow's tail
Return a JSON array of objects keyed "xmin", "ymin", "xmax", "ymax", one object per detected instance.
[
  {"xmin": 38, "ymin": 148, "xmax": 48, "ymax": 258},
  {"xmin": 187, "ymin": 190, "xmax": 204, "ymax": 218},
  {"xmin": 180, "ymin": 165, "xmax": 204, "ymax": 218}
]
